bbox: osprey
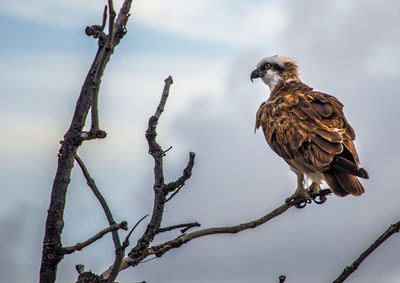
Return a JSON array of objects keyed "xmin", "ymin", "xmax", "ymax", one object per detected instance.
[{"xmin": 250, "ymin": 56, "xmax": 369, "ymax": 202}]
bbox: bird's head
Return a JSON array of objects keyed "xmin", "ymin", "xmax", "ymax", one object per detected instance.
[{"xmin": 250, "ymin": 55, "xmax": 299, "ymax": 91}]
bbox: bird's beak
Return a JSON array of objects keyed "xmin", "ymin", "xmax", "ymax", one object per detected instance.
[{"xmin": 250, "ymin": 68, "xmax": 263, "ymax": 82}]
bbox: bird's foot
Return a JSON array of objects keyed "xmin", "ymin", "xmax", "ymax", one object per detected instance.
[
  {"xmin": 285, "ymin": 187, "xmax": 311, "ymax": 208},
  {"xmin": 308, "ymin": 183, "xmax": 329, "ymax": 204}
]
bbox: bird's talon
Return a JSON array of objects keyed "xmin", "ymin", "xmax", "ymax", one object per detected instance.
[{"xmin": 313, "ymin": 193, "xmax": 327, "ymax": 204}]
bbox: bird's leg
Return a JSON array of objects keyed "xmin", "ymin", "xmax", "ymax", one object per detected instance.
[
  {"xmin": 308, "ymin": 182, "xmax": 321, "ymax": 195},
  {"xmin": 285, "ymin": 170, "xmax": 310, "ymax": 204},
  {"xmin": 308, "ymin": 181, "xmax": 328, "ymax": 204}
]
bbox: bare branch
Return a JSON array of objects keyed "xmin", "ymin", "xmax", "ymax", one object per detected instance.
[
  {"xmin": 147, "ymin": 190, "xmax": 331, "ymax": 258},
  {"xmin": 75, "ymin": 155, "xmax": 122, "ymax": 251},
  {"xmin": 62, "ymin": 222, "xmax": 127, "ymax": 255},
  {"xmin": 101, "ymin": 190, "xmax": 331, "ymax": 277},
  {"xmin": 157, "ymin": 222, "xmax": 201, "ymax": 234},
  {"xmin": 127, "ymin": 76, "xmax": 173, "ymax": 266},
  {"xmin": 332, "ymin": 220, "xmax": 400, "ymax": 283}
]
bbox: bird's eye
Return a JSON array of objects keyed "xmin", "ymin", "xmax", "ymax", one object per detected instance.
[{"xmin": 263, "ymin": 63, "xmax": 272, "ymax": 70}]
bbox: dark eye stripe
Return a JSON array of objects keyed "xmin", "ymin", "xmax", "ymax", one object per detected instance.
[{"xmin": 272, "ymin": 63, "xmax": 284, "ymax": 73}]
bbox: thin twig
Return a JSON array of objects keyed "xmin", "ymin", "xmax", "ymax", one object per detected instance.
[
  {"xmin": 332, "ymin": 220, "xmax": 400, "ymax": 283},
  {"xmin": 165, "ymin": 151, "xmax": 196, "ymax": 194},
  {"xmin": 157, "ymin": 222, "xmax": 201, "ymax": 234},
  {"xmin": 62, "ymin": 222, "xmax": 127, "ymax": 255}
]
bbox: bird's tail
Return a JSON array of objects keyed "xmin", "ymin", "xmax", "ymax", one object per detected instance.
[{"xmin": 322, "ymin": 170, "xmax": 366, "ymax": 197}]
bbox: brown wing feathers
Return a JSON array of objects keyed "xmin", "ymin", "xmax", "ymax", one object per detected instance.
[{"xmin": 256, "ymin": 82, "xmax": 368, "ymax": 196}]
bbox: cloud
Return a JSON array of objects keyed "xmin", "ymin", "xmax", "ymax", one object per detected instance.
[
  {"xmin": 134, "ymin": 0, "xmax": 288, "ymax": 47},
  {"xmin": 0, "ymin": 0, "xmax": 102, "ymax": 28},
  {"xmin": 0, "ymin": 0, "xmax": 287, "ymax": 48}
]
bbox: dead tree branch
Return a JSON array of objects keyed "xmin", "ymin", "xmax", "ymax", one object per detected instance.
[
  {"xmin": 147, "ymin": 201, "xmax": 298, "ymax": 258},
  {"xmin": 62, "ymin": 222, "xmax": 127, "ymax": 255},
  {"xmin": 101, "ymin": 77, "xmax": 199, "ymax": 280},
  {"xmin": 39, "ymin": 1, "xmax": 132, "ymax": 282},
  {"xmin": 127, "ymin": 76, "xmax": 198, "ymax": 265},
  {"xmin": 332, "ymin": 220, "xmax": 400, "ymax": 283}
]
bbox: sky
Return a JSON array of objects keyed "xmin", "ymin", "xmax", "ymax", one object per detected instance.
[{"xmin": 1, "ymin": 0, "xmax": 400, "ymax": 282}]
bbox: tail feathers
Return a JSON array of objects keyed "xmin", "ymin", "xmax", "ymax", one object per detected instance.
[
  {"xmin": 323, "ymin": 171, "xmax": 365, "ymax": 197},
  {"xmin": 331, "ymin": 156, "xmax": 369, "ymax": 179}
]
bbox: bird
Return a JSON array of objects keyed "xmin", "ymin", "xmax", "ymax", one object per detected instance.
[{"xmin": 250, "ymin": 55, "xmax": 369, "ymax": 203}]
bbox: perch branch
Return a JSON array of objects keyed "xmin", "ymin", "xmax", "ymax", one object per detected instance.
[
  {"xmin": 147, "ymin": 189, "xmax": 332, "ymax": 258},
  {"xmin": 332, "ymin": 220, "xmax": 400, "ymax": 283},
  {"xmin": 62, "ymin": 222, "xmax": 127, "ymax": 255}
]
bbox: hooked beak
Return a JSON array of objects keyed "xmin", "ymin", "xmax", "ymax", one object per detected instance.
[{"xmin": 250, "ymin": 68, "xmax": 263, "ymax": 82}]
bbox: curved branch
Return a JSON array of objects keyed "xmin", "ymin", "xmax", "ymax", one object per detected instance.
[
  {"xmin": 62, "ymin": 222, "xmax": 127, "ymax": 255},
  {"xmin": 127, "ymin": 76, "xmax": 174, "ymax": 263},
  {"xmin": 332, "ymin": 220, "xmax": 400, "ymax": 283},
  {"xmin": 147, "ymin": 189, "xmax": 331, "ymax": 258}
]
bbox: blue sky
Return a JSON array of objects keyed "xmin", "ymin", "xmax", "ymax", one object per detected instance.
[{"xmin": 1, "ymin": 1, "xmax": 400, "ymax": 283}]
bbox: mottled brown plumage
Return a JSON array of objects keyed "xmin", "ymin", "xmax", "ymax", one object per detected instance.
[{"xmin": 251, "ymin": 56, "xmax": 368, "ymax": 198}]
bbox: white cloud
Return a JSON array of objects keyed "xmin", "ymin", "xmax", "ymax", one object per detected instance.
[
  {"xmin": 134, "ymin": 0, "xmax": 288, "ymax": 46},
  {"xmin": 1, "ymin": 0, "xmax": 288, "ymax": 47},
  {"xmin": 0, "ymin": 0, "xmax": 119, "ymax": 27}
]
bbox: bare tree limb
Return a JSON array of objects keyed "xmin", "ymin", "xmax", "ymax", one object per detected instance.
[
  {"xmin": 62, "ymin": 222, "xmax": 128, "ymax": 255},
  {"xmin": 39, "ymin": 2, "xmax": 133, "ymax": 282},
  {"xmin": 332, "ymin": 220, "xmax": 400, "ymax": 283},
  {"xmin": 101, "ymin": 76, "xmax": 198, "ymax": 281},
  {"xmin": 127, "ymin": 76, "xmax": 174, "ymax": 264},
  {"xmin": 146, "ymin": 189, "xmax": 332, "ymax": 258}
]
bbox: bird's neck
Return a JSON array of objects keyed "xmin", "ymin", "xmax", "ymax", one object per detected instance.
[{"xmin": 269, "ymin": 76, "xmax": 300, "ymax": 95}]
